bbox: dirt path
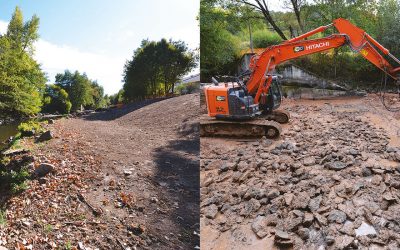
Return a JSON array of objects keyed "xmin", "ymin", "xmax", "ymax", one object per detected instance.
[
  {"xmin": 1, "ymin": 94, "xmax": 200, "ymax": 249},
  {"xmin": 200, "ymin": 95, "xmax": 400, "ymax": 249}
]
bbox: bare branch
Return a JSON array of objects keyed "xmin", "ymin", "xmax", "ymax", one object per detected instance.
[{"xmin": 240, "ymin": 0, "xmax": 262, "ymax": 11}]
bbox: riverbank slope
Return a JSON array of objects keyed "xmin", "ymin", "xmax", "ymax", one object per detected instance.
[{"xmin": 0, "ymin": 94, "xmax": 200, "ymax": 249}]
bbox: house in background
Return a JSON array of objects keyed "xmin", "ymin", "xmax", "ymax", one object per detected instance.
[{"xmin": 175, "ymin": 73, "xmax": 201, "ymax": 94}]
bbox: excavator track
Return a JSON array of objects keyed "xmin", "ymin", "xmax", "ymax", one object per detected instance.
[
  {"xmin": 200, "ymin": 115, "xmax": 282, "ymax": 139},
  {"xmin": 262, "ymin": 109, "xmax": 291, "ymax": 124}
]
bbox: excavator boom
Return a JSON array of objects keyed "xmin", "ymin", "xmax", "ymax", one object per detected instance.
[{"xmin": 246, "ymin": 18, "xmax": 400, "ymax": 104}]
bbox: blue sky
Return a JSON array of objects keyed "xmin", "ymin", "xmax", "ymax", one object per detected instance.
[{"xmin": 0, "ymin": 0, "xmax": 200, "ymax": 95}]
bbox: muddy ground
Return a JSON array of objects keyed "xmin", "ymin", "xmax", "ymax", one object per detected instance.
[
  {"xmin": 0, "ymin": 94, "xmax": 200, "ymax": 249},
  {"xmin": 200, "ymin": 95, "xmax": 400, "ymax": 249}
]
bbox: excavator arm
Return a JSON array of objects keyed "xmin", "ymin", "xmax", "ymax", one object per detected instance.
[{"xmin": 246, "ymin": 18, "xmax": 400, "ymax": 104}]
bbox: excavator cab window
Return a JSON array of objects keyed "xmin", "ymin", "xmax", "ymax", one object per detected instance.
[
  {"xmin": 260, "ymin": 77, "xmax": 282, "ymax": 113},
  {"xmin": 238, "ymin": 53, "xmax": 255, "ymax": 76}
]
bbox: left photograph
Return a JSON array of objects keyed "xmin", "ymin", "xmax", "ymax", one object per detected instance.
[{"xmin": 0, "ymin": 1, "xmax": 200, "ymax": 249}]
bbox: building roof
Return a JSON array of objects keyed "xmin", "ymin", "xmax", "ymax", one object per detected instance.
[{"xmin": 181, "ymin": 73, "xmax": 200, "ymax": 84}]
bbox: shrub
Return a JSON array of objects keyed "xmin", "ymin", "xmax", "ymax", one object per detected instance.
[
  {"xmin": 175, "ymin": 82, "xmax": 200, "ymax": 95},
  {"xmin": 18, "ymin": 121, "xmax": 44, "ymax": 136},
  {"xmin": 0, "ymin": 166, "xmax": 30, "ymax": 194}
]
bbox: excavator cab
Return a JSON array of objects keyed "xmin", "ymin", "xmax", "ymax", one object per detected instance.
[
  {"xmin": 259, "ymin": 76, "xmax": 282, "ymax": 114},
  {"xmin": 238, "ymin": 53, "xmax": 283, "ymax": 114}
]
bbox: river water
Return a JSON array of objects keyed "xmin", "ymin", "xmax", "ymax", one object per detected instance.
[{"xmin": 0, "ymin": 124, "xmax": 18, "ymax": 150}]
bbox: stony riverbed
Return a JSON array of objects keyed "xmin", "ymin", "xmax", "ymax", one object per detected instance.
[{"xmin": 200, "ymin": 95, "xmax": 400, "ymax": 249}]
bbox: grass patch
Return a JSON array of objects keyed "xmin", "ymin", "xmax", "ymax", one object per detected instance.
[
  {"xmin": 44, "ymin": 223, "xmax": 54, "ymax": 234},
  {"xmin": 0, "ymin": 209, "xmax": 7, "ymax": 228},
  {"xmin": 64, "ymin": 241, "xmax": 73, "ymax": 250},
  {"xmin": 0, "ymin": 156, "xmax": 10, "ymax": 166},
  {"xmin": 8, "ymin": 133, "xmax": 22, "ymax": 150}
]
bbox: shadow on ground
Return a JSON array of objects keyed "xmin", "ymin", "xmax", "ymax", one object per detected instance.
[
  {"xmin": 82, "ymin": 98, "xmax": 170, "ymax": 121},
  {"xmin": 0, "ymin": 153, "xmax": 33, "ymax": 209},
  {"xmin": 152, "ymin": 131, "xmax": 200, "ymax": 247}
]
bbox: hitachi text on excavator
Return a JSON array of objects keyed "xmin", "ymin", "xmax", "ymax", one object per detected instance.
[{"xmin": 201, "ymin": 18, "xmax": 400, "ymax": 138}]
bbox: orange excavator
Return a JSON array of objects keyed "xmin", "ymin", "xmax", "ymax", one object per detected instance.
[{"xmin": 201, "ymin": 18, "xmax": 400, "ymax": 138}]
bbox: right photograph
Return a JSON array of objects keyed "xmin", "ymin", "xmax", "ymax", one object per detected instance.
[{"xmin": 200, "ymin": 0, "xmax": 400, "ymax": 249}]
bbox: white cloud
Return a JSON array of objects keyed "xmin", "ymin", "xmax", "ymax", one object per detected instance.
[
  {"xmin": 1, "ymin": 19, "xmax": 125, "ymax": 95},
  {"xmin": 0, "ymin": 17, "xmax": 199, "ymax": 95},
  {"xmin": 34, "ymin": 39, "xmax": 126, "ymax": 95},
  {"xmin": 0, "ymin": 20, "xmax": 8, "ymax": 34}
]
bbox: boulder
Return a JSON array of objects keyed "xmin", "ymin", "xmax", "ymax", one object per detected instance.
[
  {"xmin": 308, "ymin": 196, "xmax": 322, "ymax": 212},
  {"xmin": 292, "ymin": 192, "xmax": 310, "ymax": 209},
  {"xmin": 267, "ymin": 189, "xmax": 280, "ymax": 199},
  {"xmin": 303, "ymin": 156, "xmax": 316, "ymax": 166},
  {"xmin": 297, "ymin": 228, "xmax": 310, "ymax": 240},
  {"xmin": 325, "ymin": 161, "xmax": 347, "ymax": 170},
  {"xmin": 251, "ymin": 216, "xmax": 269, "ymax": 238},
  {"xmin": 303, "ymin": 213, "xmax": 314, "ymax": 227},
  {"xmin": 34, "ymin": 163, "xmax": 55, "ymax": 177},
  {"xmin": 37, "ymin": 131, "xmax": 53, "ymax": 142},
  {"xmin": 328, "ymin": 210, "xmax": 347, "ymax": 224},
  {"xmin": 274, "ymin": 229, "xmax": 293, "ymax": 246},
  {"xmin": 355, "ymin": 222, "xmax": 377, "ymax": 237},
  {"xmin": 335, "ymin": 235, "xmax": 354, "ymax": 249},
  {"xmin": 204, "ymin": 204, "xmax": 218, "ymax": 219}
]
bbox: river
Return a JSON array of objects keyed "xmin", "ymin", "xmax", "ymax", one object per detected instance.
[{"xmin": 0, "ymin": 124, "xmax": 18, "ymax": 150}]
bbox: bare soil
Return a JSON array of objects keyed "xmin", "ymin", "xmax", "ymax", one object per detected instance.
[
  {"xmin": 0, "ymin": 94, "xmax": 200, "ymax": 249},
  {"xmin": 200, "ymin": 94, "xmax": 400, "ymax": 249}
]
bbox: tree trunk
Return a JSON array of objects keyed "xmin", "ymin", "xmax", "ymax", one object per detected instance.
[
  {"xmin": 260, "ymin": 10, "xmax": 287, "ymax": 40},
  {"xmin": 289, "ymin": 25, "xmax": 295, "ymax": 38},
  {"xmin": 163, "ymin": 73, "xmax": 168, "ymax": 95},
  {"xmin": 243, "ymin": 0, "xmax": 288, "ymax": 40},
  {"xmin": 291, "ymin": 0, "xmax": 305, "ymax": 34}
]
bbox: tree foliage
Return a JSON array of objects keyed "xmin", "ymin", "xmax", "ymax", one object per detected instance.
[
  {"xmin": 201, "ymin": 0, "xmax": 400, "ymax": 84},
  {"xmin": 200, "ymin": 0, "xmax": 242, "ymax": 80},
  {"xmin": 42, "ymin": 84, "xmax": 72, "ymax": 114},
  {"xmin": 109, "ymin": 89, "xmax": 124, "ymax": 105},
  {"xmin": 55, "ymin": 70, "xmax": 106, "ymax": 111},
  {"xmin": 123, "ymin": 39, "xmax": 196, "ymax": 102},
  {"xmin": 0, "ymin": 7, "xmax": 46, "ymax": 119}
]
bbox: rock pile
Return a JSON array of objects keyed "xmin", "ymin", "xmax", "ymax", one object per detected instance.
[{"xmin": 201, "ymin": 104, "xmax": 400, "ymax": 249}]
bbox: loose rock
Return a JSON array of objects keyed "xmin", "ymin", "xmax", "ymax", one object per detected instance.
[
  {"xmin": 37, "ymin": 130, "xmax": 53, "ymax": 142},
  {"xmin": 326, "ymin": 161, "xmax": 347, "ymax": 170},
  {"xmin": 328, "ymin": 210, "xmax": 347, "ymax": 224},
  {"xmin": 251, "ymin": 216, "xmax": 269, "ymax": 238},
  {"xmin": 355, "ymin": 222, "xmax": 377, "ymax": 237},
  {"xmin": 34, "ymin": 163, "xmax": 55, "ymax": 177},
  {"xmin": 204, "ymin": 204, "xmax": 218, "ymax": 219}
]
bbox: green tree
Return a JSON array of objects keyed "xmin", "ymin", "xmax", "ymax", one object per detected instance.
[
  {"xmin": 158, "ymin": 39, "xmax": 197, "ymax": 94},
  {"xmin": 123, "ymin": 39, "xmax": 196, "ymax": 102},
  {"xmin": 123, "ymin": 40, "xmax": 153, "ymax": 101},
  {"xmin": 200, "ymin": 0, "xmax": 400, "ymax": 86},
  {"xmin": 42, "ymin": 84, "xmax": 72, "ymax": 114},
  {"xmin": 200, "ymin": 0, "xmax": 241, "ymax": 80},
  {"xmin": 55, "ymin": 70, "xmax": 105, "ymax": 111},
  {"xmin": 0, "ymin": 7, "xmax": 46, "ymax": 119},
  {"xmin": 90, "ymin": 81, "xmax": 107, "ymax": 109},
  {"xmin": 376, "ymin": 0, "xmax": 400, "ymax": 58},
  {"xmin": 110, "ymin": 89, "xmax": 124, "ymax": 105},
  {"xmin": 7, "ymin": 7, "xmax": 40, "ymax": 53}
]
